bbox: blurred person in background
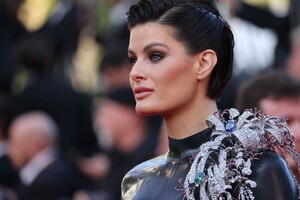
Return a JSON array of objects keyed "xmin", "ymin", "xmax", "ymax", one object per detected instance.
[
  {"xmin": 219, "ymin": 0, "xmax": 298, "ymax": 69},
  {"xmin": 236, "ymin": 70, "xmax": 300, "ymax": 180},
  {"xmin": 290, "ymin": 0, "xmax": 300, "ymax": 28},
  {"xmin": 216, "ymin": 0, "xmax": 300, "ymax": 110},
  {"xmin": 96, "ymin": 0, "xmax": 135, "ymax": 44},
  {"xmin": 8, "ymin": 111, "xmax": 78, "ymax": 200},
  {"xmin": 215, "ymin": 0, "xmax": 276, "ymax": 110},
  {"xmin": 13, "ymin": 32, "xmax": 104, "ymax": 191},
  {"xmin": 0, "ymin": 94, "xmax": 19, "ymax": 200},
  {"xmin": 0, "ymin": 0, "xmax": 27, "ymax": 95},
  {"xmin": 74, "ymin": 86, "xmax": 160, "ymax": 200},
  {"xmin": 286, "ymin": 25, "xmax": 300, "ymax": 80},
  {"xmin": 13, "ymin": 32, "xmax": 100, "ymax": 158},
  {"xmin": 98, "ymin": 39, "xmax": 131, "ymax": 91},
  {"xmin": 18, "ymin": 0, "xmax": 80, "ymax": 70},
  {"xmin": 106, "ymin": 0, "xmax": 137, "ymax": 33},
  {"xmin": 217, "ymin": 0, "xmax": 277, "ymax": 75}
]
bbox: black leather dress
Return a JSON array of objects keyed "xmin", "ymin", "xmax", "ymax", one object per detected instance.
[{"xmin": 122, "ymin": 128, "xmax": 299, "ymax": 200}]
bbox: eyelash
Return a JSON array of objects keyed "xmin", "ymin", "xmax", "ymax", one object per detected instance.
[
  {"xmin": 149, "ymin": 53, "xmax": 163, "ymax": 63},
  {"xmin": 128, "ymin": 52, "xmax": 164, "ymax": 67},
  {"xmin": 128, "ymin": 57, "xmax": 137, "ymax": 67}
]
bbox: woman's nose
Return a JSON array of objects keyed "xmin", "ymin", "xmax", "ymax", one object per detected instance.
[{"xmin": 129, "ymin": 62, "xmax": 146, "ymax": 82}]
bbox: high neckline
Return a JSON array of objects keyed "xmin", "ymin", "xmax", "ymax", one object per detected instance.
[{"xmin": 167, "ymin": 128, "xmax": 212, "ymax": 159}]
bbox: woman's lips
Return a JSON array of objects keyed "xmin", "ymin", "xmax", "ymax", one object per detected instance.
[{"xmin": 133, "ymin": 87, "xmax": 153, "ymax": 100}]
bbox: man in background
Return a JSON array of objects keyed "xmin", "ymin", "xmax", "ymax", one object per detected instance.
[
  {"xmin": 8, "ymin": 111, "xmax": 78, "ymax": 200},
  {"xmin": 236, "ymin": 71, "xmax": 300, "ymax": 179}
]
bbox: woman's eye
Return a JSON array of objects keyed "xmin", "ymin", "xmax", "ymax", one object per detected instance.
[
  {"xmin": 128, "ymin": 57, "xmax": 137, "ymax": 67},
  {"xmin": 150, "ymin": 53, "xmax": 163, "ymax": 63}
]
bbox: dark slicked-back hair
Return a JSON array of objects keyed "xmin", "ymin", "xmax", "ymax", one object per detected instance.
[{"xmin": 126, "ymin": 0, "xmax": 234, "ymax": 100}]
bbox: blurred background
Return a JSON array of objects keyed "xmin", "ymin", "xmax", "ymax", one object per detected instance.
[{"xmin": 0, "ymin": 0, "xmax": 299, "ymax": 199}]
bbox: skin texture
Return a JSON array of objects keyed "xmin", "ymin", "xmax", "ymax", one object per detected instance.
[{"xmin": 128, "ymin": 22, "xmax": 218, "ymax": 139}]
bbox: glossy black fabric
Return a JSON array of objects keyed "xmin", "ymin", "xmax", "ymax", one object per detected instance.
[
  {"xmin": 100, "ymin": 131, "xmax": 158, "ymax": 200},
  {"xmin": 122, "ymin": 128, "xmax": 299, "ymax": 200}
]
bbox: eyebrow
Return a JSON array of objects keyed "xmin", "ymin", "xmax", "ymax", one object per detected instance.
[{"xmin": 128, "ymin": 42, "xmax": 170, "ymax": 55}]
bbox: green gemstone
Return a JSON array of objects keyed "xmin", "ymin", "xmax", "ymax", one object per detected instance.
[{"xmin": 194, "ymin": 172, "xmax": 204, "ymax": 184}]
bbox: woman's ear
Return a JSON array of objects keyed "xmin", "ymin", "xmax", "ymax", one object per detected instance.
[{"xmin": 196, "ymin": 49, "xmax": 217, "ymax": 80}]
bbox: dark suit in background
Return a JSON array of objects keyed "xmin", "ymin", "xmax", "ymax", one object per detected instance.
[{"xmin": 17, "ymin": 158, "xmax": 77, "ymax": 200}]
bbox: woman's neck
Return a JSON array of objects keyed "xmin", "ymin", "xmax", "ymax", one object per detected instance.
[{"xmin": 163, "ymin": 97, "xmax": 217, "ymax": 139}]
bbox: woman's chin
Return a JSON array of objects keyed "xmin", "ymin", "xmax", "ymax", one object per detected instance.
[{"xmin": 135, "ymin": 104, "xmax": 159, "ymax": 116}]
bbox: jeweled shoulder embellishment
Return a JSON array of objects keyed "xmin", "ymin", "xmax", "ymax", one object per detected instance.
[{"xmin": 182, "ymin": 108, "xmax": 300, "ymax": 200}]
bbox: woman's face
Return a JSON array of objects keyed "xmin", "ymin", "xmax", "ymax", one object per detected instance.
[{"xmin": 128, "ymin": 23, "xmax": 200, "ymax": 116}]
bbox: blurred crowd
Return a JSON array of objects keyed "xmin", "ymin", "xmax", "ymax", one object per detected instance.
[{"xmin": 0, "ymin": 0, "xmax": 299, "ymax": 199}]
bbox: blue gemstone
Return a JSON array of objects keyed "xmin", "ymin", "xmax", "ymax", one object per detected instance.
[
  {"xmin": 194, "ymin": 172, "xmax": 205, "ymax": 184},
  {"xmin": 225, "ymin": 120, "xmax": 235, "ymax": 132}
]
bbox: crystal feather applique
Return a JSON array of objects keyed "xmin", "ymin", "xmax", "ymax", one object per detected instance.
[{"xmin": 182, "ymin": 108, "xmax": 300, "ymax": 200}]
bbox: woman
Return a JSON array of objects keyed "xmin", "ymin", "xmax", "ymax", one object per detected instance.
[{"xmin": 122, "ymin": 0, "xmax": 300, "ymax": 199}]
